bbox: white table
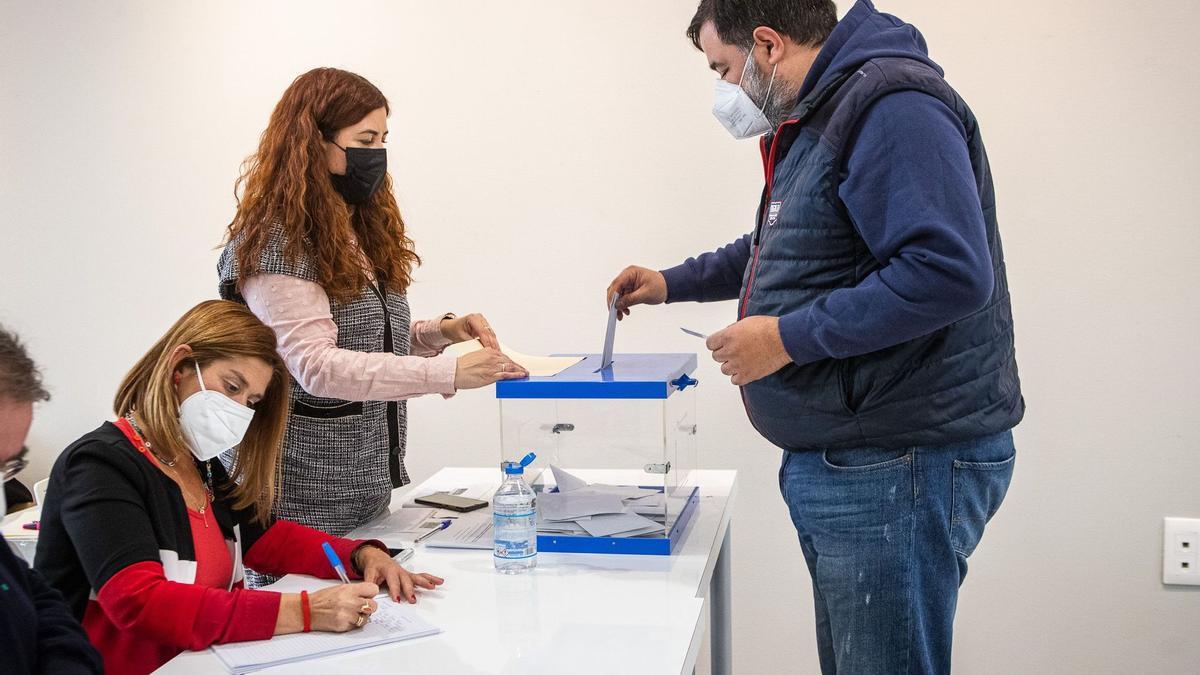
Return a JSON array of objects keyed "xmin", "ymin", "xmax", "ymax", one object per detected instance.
[{"xmin": 158, "ymin": 468, "xmax": 737, "ymax": 675}]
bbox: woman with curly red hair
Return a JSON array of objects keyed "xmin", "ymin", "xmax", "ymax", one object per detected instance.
[{"xmin": 218, "ymin": 68, "xmax": 525, "ymax": 577}]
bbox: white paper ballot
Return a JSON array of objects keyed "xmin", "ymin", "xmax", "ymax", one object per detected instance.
[
  {"xmin": 600, "ymin": 292, "xmax": 619, "ymax": 370},
  {"xmin": 444, "ymin": 339, "xmax": 582, "ymax": 377},
  {"xmin": 680, "ymin": 327, "xmax": 710, "ymax": 340},
  {"xmin": 538, "ymin": 491, "xmax": 626, "ymax": 522},
  {"xmin": 577, "ymin": 512, "xmax": 663, "ymax": 538},
  {"xmin": 536, "ymin": 513, "xmax": 588, "ymax": 534},
  {"xmin": 625, "ymin": 492, "xmax": 667, "ymax": 515},
  {"xmin": 550, "ymin": 465, "xmax": 589, "ymax": 493}
]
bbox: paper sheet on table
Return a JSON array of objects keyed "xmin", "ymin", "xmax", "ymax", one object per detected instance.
[
  {"xmin": 1, "ymin": 507, "xmax": 40, "ymax": 541},
  {"xmin": 347, "ymin": 508, "xmax": 440, "ymax": 546},
  {"xmin": 550, "ymin": 465, "xmax": 589, "ymax": 493},
  {"xmin": 444, "ymin": 339, "xmax": 582, "ymax": 377},
  {"xmin": 576, "ymin": 512, "xmax": 664, "ymax": 538},
  {"xmin": 423, "ymin": 509, "xmax": 493, "ymax": 550},
  {"xmin": 538, "ymin": 491, "xmax": 626, "ymax": 522},
  {"xmin": 212, "ymin": 577, "xmax": 440, "ymax": 674}
]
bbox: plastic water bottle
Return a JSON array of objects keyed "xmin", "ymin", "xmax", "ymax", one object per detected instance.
[{"xmin": 494, "ymin": 452, "xmax": 537, "ymax": 574}]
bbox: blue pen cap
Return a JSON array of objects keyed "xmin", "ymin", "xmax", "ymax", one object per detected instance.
[{"xmin": 321, "ymin": 541, "xmax": 343, "ymax": 569}]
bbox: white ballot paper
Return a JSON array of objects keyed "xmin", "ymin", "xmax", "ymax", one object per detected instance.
[
  {"xmin": 577, "ymin": 512, "xmax": 664, "ymax": 538},
  {"xmin": 550, "ymin": 464, "xmax": 589, "ymax": 493},
  {"xmin": 538, "ymin": 491, "xmax": 626, "ymax": 522},
  {"xmin": 211, "ymin": 577, "xmax": 440, "ymax": 674},
  {"xmin": 600, "ymin": 292, "xmax": 619, "ymax": 370},
  {"xmin": 444, "ymin": 339, "xmax": 581, "ymax": 377},
  {"xmin": 538, "ymin": 466, "xmax": 670, "ymax": 538}
]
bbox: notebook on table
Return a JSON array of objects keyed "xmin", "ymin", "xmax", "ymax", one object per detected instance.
[{"xmin": 210, "ymin": 576, "xmax": 441, "ymax": 673}]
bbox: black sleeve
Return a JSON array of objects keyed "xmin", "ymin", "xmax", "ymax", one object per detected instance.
[
  {"xmin": 57, "ymin": 441, "xmax": 164, "ymax": 591},
  {"xmin": 27, "ymin": 564, "xmax": 104, "ymax": 674}
]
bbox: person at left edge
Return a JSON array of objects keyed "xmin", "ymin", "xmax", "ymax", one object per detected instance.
[
  {"xmin": 218, "ymin": 70, "xmax": 527, "ymax": 582},
  {"xmin": 0, "ymin": 325, "xmax": 102, "ymax": 675},
  {"xmin": 34, "ymin": 301, "xmax": 444, "ymax": 675}
]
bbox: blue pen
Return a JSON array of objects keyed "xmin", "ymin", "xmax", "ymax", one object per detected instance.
[
  {"xmin": 321, "ymin": 541, "xmax": 351, "ymax": 584},
  {"xmin": 413, "ymin": 519, "xmax": 452, "ymax": 545}
]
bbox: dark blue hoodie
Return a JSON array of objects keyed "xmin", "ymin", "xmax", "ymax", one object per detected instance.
[
  {"xmin": 662, "ymin": 0, "xmax": 1022, "ymax": 450},
  {"xmin": 663, "ymin": 0, "xmax": 994, "ymax": 369}
]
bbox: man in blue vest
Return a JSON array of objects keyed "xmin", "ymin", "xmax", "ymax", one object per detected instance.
[{"xmin": 607, "ymin": 1, "xmax": 1023, "ymax": 672}]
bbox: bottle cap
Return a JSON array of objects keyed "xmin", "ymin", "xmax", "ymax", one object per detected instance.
[{"xmin": 503, "ymin": 452, "xmax": 536, "ymax": 475}]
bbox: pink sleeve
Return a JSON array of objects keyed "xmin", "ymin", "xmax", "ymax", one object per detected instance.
[
  {"xmin": 242, "ymin": 274, "xmax": 457, "ymax": 401},
  {"xmin": 410, "ymin": 315, "xmax": 454, "ymax": 358}
]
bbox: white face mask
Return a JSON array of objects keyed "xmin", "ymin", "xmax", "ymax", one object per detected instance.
[
  {"xmin": 712, "ymin": 44, "xmax": 777, "ymax": 140},
  {"xmin": 178, "ymin": 361, "xmax": 255, "ymax": 462}
]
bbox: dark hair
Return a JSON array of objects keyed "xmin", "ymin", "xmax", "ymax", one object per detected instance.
[
  {"xmin": 0, "ymin": 325, "xmax": 49, "ymax": 403},
  {"xmin": 687, "ymin": 0, "xmax": 838, "ymax": 50}
]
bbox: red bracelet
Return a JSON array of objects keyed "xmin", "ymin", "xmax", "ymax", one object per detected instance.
[{"xmin": 300, "ymin": 590, "xmax": 312, "ymax": 633}]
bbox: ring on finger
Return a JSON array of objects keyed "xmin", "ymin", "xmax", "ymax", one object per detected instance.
[
  {"xmin": 360, "ymin": 603, "xmax": 371, "ymax": 614},
  {"xmin": 355, "ymin": 614, "xmax": 366, "ymax": 627}
]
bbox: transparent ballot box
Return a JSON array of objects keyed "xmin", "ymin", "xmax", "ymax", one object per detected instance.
[{"xmin": 496, "ymin": 353, "xmax": 701, "ymax": 555}]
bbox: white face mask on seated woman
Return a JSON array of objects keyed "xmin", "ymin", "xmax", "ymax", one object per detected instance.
[{"xmin": 179, "ymin": 361, "xmax": 255, "ymax": 461}]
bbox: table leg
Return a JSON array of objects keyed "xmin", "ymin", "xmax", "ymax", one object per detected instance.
[{"xmin": 711, "ymin": 525, "xmax": 732, "ymax": 675}]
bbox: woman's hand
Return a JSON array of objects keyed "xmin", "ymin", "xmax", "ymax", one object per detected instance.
[
  {"xmin": 454, "ymin": 349, "xmax": 528, "ymax": 390},
  {"xmin": 355, "ymin": 545, "xmax": 445, "ymax": 604},
  {"xmin": 307, "ymin": 582, "xmax": 379, "ymax": 632},
  {"xmin": 441, "ymin": 313, "xmax": 500, "ymax": 350}
]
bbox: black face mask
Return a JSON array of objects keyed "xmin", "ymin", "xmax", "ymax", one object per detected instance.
[{"xmin": 330, "ymin": 145, "xmax": 387, "ymax": 205}]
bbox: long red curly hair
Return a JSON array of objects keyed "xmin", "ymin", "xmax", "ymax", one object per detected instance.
[{"xmin": 226, "ymin": 67, "xmax": 419, "ymax": 302}]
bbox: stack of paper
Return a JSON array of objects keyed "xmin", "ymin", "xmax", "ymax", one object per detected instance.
[
  {"xmin": 422, "ymin": 509, "xmax": 494, "ymax": 550},
  {"xmin": 536, "ymin": 466, "xmax": 667, "ymax": 539},
  {"xmin": 211, "ymin": 577, "xmax": 441, "ymax": 673},
  {"xmin": 348, "ymin": 508, "xmax": 441, "ymax": 547}
]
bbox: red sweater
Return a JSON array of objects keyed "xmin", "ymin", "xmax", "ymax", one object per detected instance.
[
  {"xmin": 32, "ymin": 420, "xmax": 386, "ymax": 675},
  {"xmin": 83, "ymin": 518, "xmax": 375, "ymax": 675}
]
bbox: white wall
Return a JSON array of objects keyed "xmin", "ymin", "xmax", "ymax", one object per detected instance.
[{"xmin": 2, "ymin": 1, "xmax": 1198, "ymax": 672}]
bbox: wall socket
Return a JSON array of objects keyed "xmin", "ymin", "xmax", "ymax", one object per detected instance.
[{"xmin": 1163, "ymin": 517, "xmax": 1200, "ymax": 586}]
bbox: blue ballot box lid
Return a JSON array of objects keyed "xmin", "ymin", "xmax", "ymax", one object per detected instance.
[{"xmin": 495, "ymin": 353, "xmax": 699, "ymax": 400}]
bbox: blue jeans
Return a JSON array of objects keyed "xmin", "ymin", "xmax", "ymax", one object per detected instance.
[{"xmin": 778, "ymin": 430, "xmax": 1016, "ymax": 674}]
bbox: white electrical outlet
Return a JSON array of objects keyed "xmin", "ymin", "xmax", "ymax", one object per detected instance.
[{"xmin": 1163, "ymin": 517, "xmax": 1200, "ymax": 586}]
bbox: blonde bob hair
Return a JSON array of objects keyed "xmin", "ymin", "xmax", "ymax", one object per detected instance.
[{"xmin": 113, "ymin": 300, "xmax": 288, "ymax": 524}]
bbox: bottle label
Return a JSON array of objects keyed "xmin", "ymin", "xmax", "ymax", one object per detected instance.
[{"xmin": 493, "ymin": 510, "xmax": 536, "ymax": 559}]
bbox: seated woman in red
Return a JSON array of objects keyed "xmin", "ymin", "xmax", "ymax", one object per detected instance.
[{"xmin": 34, "ymin": 300, "xmax": 444, "ymax": 675}]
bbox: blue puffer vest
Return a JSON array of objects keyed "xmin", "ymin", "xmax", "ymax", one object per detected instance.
[{"xmin": 741, "ymin": 57, "xmax": 1023, "ymax": 451}]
